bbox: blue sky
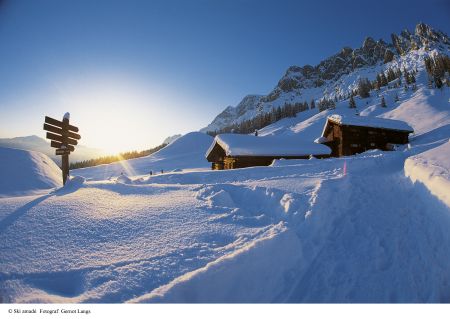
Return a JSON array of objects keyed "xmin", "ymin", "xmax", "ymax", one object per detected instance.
[{"xmin": 0, "ymin": 0, "xmax": 449, "ymax": 153}]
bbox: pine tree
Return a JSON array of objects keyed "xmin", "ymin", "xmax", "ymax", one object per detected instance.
[
  {"xmin": 380, "ymin": 72, "xmax": 388, "ymax": 86},
  {"xmin": 394, "ymin": 94, "xmax": 399, "ymax": 102},
  {"xmin": 381, "ymin": 96, "xmax": 387, "ymax": 107},
  {"xmin": 387, "ymin": 68, "xmax": 396, "ymax": 82},
  {"xmin": 376, "ymin": 74, "xmax": 382, "ymax": 88},
  {"xmin": 349, "ymin": 95, "xmax": 356, "ymax": 108},
  {"xmin": 310, "ymin": 99, "xmax": 315, "ymax": 109},
  {"xmin": 357, "ymin": 77, "xmax": 371, "ymax": 98},
  {"xmin": 435, "ymin": 76, "xmax": 443, "ymax": 89},
  {"xmin": 403, "ymin": 68, "xmax": 411, "ymax": 85}
]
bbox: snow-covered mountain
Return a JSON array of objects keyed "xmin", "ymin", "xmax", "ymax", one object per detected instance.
[
  {"xmin": 0, "ymin": 135, "xmax": 106, "ymax": 164},
  {"xmin": 201, "ymin": 23, "xmax": 450, "ymax": 133}
]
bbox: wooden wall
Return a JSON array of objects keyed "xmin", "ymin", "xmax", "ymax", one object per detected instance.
[
  {"xmin": 212, "ymin": 155, "xmax": 327, "ymax": 170},
  {"xmin": 324, "ymin": 122, "xmax": 410, "ymax": 157}
]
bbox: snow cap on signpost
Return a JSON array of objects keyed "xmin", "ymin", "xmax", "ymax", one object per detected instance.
[{"xmin": 63, "ymin": 112, "xmax": 70, "ymax": 120}]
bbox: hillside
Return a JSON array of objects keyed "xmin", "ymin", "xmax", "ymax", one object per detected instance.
[
  {"xmin": 72, "ymin": 132, "xmax": 213, "ymax": 180},
  {"xmin": 201, "ymin": 22, "xmax": 450, "ymax": 133}
]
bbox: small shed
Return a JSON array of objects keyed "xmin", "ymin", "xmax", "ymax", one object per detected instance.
[
  {"xmin": 316, "ymin": 114, "xmax": 414, "ymax": 157},
  {"xmin": 206, "ymin": 133, "xmax": 331, "ymax": 170}
]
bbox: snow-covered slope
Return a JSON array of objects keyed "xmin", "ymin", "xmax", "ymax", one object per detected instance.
[
  {"xmin": 0, "ymin": 147, "xmax": 62, "ymax": 196},
  {"xmin": 201, "ymin": 23, "xmax": 449, "ymax": 133},
  {"xmin": 72, "ymin": 132, "xmax": 213, "ymax": 180}
]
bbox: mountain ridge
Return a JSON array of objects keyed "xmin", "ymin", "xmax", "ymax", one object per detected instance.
[{"xmin": 200, "ymin": 22, "xmax": 450, "ymax": 133}]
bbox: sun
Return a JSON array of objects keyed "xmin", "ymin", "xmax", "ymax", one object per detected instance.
[{"xmin": 58, "ymin": 78, "xmax": 167, "ymax": 155}]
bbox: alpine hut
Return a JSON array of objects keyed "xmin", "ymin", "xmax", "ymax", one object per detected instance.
[
  {"xmin": 315, "ymin": 114, "xmax": 414, "ymax": 157},
  {"xmin": 206, "ymin": 133, "xmax": 331, "ymax": 170}
]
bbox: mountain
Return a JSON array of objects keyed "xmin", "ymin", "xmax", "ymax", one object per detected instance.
[
  {"xmin": 163, "ymin": 134, "xmax": 182, "ymax": 145},
  {"xmin": 201, "ymin": 22, "xmax": 450, "ymax": 133},
  {"xmin": 0, "ymin": 135, "xmax": 106, "ymax": 164}
]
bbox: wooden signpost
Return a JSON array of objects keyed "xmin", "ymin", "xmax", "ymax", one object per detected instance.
[{"xmin": 43, "ymin": 113, "xmax": 81, "ymax": 185}]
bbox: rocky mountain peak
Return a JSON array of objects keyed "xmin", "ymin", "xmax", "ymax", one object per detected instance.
[
  {"xmin": 392, "ymin": 22, "xmax": 449, "ymax": 54},
  {"xmin": 201, "ymin": 23, "xmax": 450, "ymax": 134},
  {"xmin": 362, "ymin": 37, "xmax": 376, "ymax": 50}
]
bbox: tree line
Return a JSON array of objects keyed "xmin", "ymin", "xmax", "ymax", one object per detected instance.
[
  {"xmin": 69, "ymin": 143, "xmax": 167, "ymax": 169},
  {"xmin": 424, "ymin": 53, "xmax": 450, "ymax": 88},
  {"xmin": 206, "ymin": 100, "xmax": 314, "ymax": 136}
]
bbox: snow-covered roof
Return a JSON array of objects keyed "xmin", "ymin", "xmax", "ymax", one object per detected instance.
[
  {"xmin": 206, "ymin": 133, "xmax": 331, "ymax": 158},
  {"xmin": 325, "ymin": 114, "xmax": 414, "ymax": 133}
]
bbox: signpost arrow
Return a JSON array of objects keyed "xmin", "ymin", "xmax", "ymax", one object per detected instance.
[
  {"xmin": 50, "ymin": 141, "xmax": 75, "ymax": 152},
  {"xmin": 43, "ymin": 123, "xmax": 81, "ymax": 140},
  {"xmin": 55, "ymin": 149, "xmax": 71, "ymax": 156},
  {"xmin": 46, "ymin": 132, "xmax": 78, "ymax": 145}
]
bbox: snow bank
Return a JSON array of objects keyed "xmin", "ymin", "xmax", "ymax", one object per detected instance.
[
  {"xmin": 405, "ymin": 140, "xmax": 450, "ymax": 208},
  {"xmin": 130, "ymin": 223, "xmax": 302, "ymax": 303},
  {"xmin": 0, "ymin": 147, "xmax": 62, "ymax": 196}
]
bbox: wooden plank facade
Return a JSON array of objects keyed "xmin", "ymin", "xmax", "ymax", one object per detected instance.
[{"xmin": 320, "ymin": 119, "xmax": 412, "ymax": 157}]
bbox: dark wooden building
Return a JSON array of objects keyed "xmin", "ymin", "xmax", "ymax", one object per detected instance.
[
  {"xmin": 316, "ymin": 114, "xmax": 414, "ymax": 157},
  {"xmin": 206, "ymin": 133, "xmax": 331, "ymax": 170}
]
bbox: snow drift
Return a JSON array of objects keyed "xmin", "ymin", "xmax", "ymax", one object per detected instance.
[
  {"xmin": 0, "ymin": 147, "xmax": 62, "ymax": 196},
  {"xmin": 405, "ymin": 140, "xmax": 450, "ymax": 207}
]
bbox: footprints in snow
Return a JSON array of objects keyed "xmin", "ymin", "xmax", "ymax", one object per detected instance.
[{"xmin": 196, "ymin": 184, "xmax": 317, "ymax": 227}]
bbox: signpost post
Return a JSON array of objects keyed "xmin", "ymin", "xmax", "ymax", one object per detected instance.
[{"xmin": 43, "ymin": 113, "xmax": 81, "ymax": 185}]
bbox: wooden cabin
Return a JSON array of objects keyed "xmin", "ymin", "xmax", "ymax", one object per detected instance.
[
  {"xmin": 206, "ymin": 134, "xmax": 331, "ymax": 170},
  {"xmin": 316, "ymin": 114, "xmax": 414, "ymax": 157}
]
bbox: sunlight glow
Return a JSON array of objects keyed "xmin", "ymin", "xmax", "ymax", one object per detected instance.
[
  {"xmin": 116, "ymin": 154, "xmax": 137, "ymax": 177},
  {"xmin": 53, "ymin": 75, "xmax": 176, "ymax": 154}
]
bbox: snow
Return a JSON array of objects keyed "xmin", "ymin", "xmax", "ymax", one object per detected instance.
[
  {"xmin": 326, "ymin": 114, "xmax": 414, "ymax": 132},
  {"xmin": 0, "ymin": 147, "xmax": 62, "ymax": 197},
  {"xmin": 405, "ymin": 140, "xmax": 450, "ymax": 207},
  {"xmin": 130, "ymin": 223, "xmax": 303, "ymax": 303},
  {"xmin": 314, "ymin": 136, "xmax": 328, "ymax": 144},
  {"xmin": 73, "ymin": 132, "xmax": 213, "ymax": 181},
  {"xmin": 1, "ymin": 36, "xmax": 450, "ymax": 303},
  {"xmin": 207, "ymin": 133, "xmax": 331, "ymax": 157},
  {"xmin": 63, "ymin": 112, "xmax": 70, "ymax": 120}
]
